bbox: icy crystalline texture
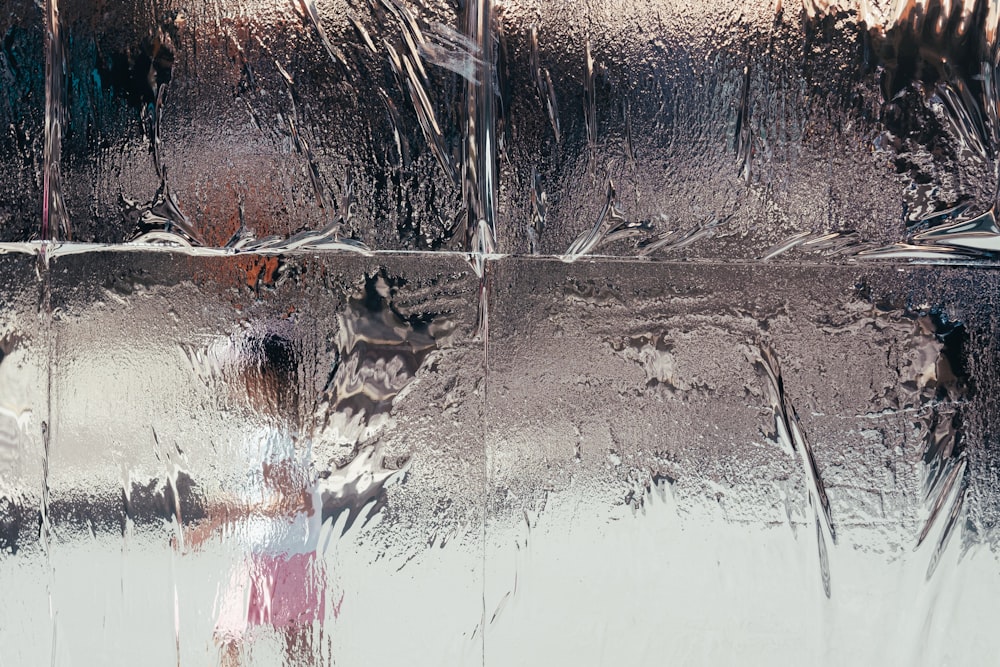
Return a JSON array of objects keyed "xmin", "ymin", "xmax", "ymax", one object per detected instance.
[
  {"xmin": 0, "ymin": 0, "xmax": 997, "ymax": 254},
  {"xmin": 498, "ymin": 0, "xmax": 1000, "ymax": 258},
  {"xmin": 45, "ymin": 0, "xmax": 469, "ymax": 247},
  {"xmin": 485, "ymin": 259, "xmax": 1000, "ymax": 665},
  {"xmin": 0, "ymin": 2, "xmax": 45, "ymax": 242},
  {"xmin": 1, "ymin": 0, "xmax": 1000, "ymax": 665},
  {"xmin": 2, "ymin": 250, "xmax": 998, "ymax": 664},
  {"xmin": 0, "ymin": 255, "xmax": 49, "ymax": 666},
  {"xmin": 7, "ymin": 251, "xmax": 484, "ymax": 665}
]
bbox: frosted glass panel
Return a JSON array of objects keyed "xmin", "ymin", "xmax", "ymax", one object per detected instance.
[
  {"xmin": 485, "ymin": 258, "xmax": 1000, "ymax": 665},
  {"xmin": 1, "ymin": 0, "xmax": 1000, "ymax": 664},
  {"xmin": 2, "ymin": 251, "xmax": 484, "ymax": 666},
  {"xmin": 1, "ymin": 0, "xmax": 998, "ymax": 257}
]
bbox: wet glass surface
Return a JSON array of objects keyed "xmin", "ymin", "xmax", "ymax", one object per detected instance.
[
  {"xmin": 0, "ymin": 252, "xmax": 998, "ymax": 664},
  {"xmin": 0, "ymin": 0, "xmax": 998, "ymax": 256},
  {"xmin": 2, "ymin": 0, "xmax": 1000, "ymax": 664}
]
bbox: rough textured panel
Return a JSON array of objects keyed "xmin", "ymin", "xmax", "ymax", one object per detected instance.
[
  {"xmin": 40, "ymin": 250, "xmax": 483, "ymax": 665},
  {"xmin": 495, "ymin": 0, "xmax": 1000, "ymax": 258},
  {"xmin": 49, "ymin": 0, "xmax": 467, "ymax": 248},
  {"xmin": 0, "ymin": 254, "xmax": 49, "ymax": 666},
  {"xmin": 2, "ymin": 0, "xmax": 1000, "ymax": 662},
  {"xmin": 485, "ymin": 258, "xmax": 1000, "ymax": 665},
  {"xmin": 5, "ymin": 0, "xmax": 999, "ymax": 255},
  {"xmin": 0, "ymin": 2, "xmax": 44, "ymax": 242}
]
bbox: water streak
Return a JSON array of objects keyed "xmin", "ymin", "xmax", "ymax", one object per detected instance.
[
  {"xmin": 917, "ymin": 456, "xmax": 966, "ymax": 550},
  {"xmin": 529, "ymin": 26, "xmax": 560, "ymax": 143},
  {"xmin": 421, "ymin": 22, "xmax": 483, "ymax": 84},
  {"xmin": 856, "ymin": 243, "xmax": 970, "ymax": 260},
  {"xmin": 562, "ymin": 181, "xmax": 625, "ymax": 261},
  {"xmin": 296, "ymin": 0, "xmax": 349, "ymax": 68},
  {"xmin": 761, "ymin": 230, "xmax": 870, "ymax": 260},
  {"xmin": 751, "ymin": 343, "xmax": 836, "ymax": 597},
  {"xmin": 347, "ymin": 11, "xmax": 378, "ymax": 54},
  {"xmin": 623, "ymin": 99, "xmax": 635, "ymax": 164},
  {"xmin": 385, "ymin": 42, "xmax": 458, "ymax": 184},
  {"xmin": 529, "ymin": 167, "xmax": 547, "ymax": 254},
  {"xmin": 467, "ymin": 219, "xmax": 496, "ymax": 340},
  {"xmin": 42, "ymin": 0, "xmax": 69, "ymax": 241},
  {"xmin": 912, "ymin": 209, "xmax": 1000, "ymax": 252},
  {"xmin": 639, "ymin": 217, "xmax": 728, "ymax": 257},
  {"xmin": 274, "ymin": 60, "xmax": 337, "ymax": 216},
  {"xmin": 40, "ymin": 421, "xmax": 55, "ymax": 663},
  {"xmin": 923, "ymin": 464, "xmax": 968, "ymax": 581},
  {"xmin": 378, "ymin": 88, "xmax": 411, "ymax": 168},
  {"xmin": 583, "ymin": 37, "xmax": 597, "ymax": 176},
  {"xmin": 151, "ymin": 428, "xmax": 189, "ymax": 550},
  {"xmin": 734, "ymin": 64, "xmax": 752, "ymax": 181},
  {"xmin": 462, "ymin": 0, "xmax": 499, "ymax": 252},
  {"xmin": 243, "ymin": 224, "xmax": 371, "ymax": 254}
]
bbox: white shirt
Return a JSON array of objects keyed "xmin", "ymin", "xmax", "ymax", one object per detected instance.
[{"xmin": 228, "ymin": 427, "xmax": 323, "ymax": 557}]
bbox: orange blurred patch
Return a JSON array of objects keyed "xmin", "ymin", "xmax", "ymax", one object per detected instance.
[{"xmin": 244, "ymin": 256, "xmax": 281, "ymax": 291}]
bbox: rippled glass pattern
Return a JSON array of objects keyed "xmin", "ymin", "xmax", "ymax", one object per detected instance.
[{"xmin": 2, "ymin": 0, "xmax": 1000, "ymax": 665}]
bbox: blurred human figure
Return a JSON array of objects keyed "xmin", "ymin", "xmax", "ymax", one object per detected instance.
[{"xmin": 181, "ymin": 330, "xmax": 328, "ymax": 666}]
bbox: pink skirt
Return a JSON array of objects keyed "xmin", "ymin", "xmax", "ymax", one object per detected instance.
[
  {"xmin": 248, "ymin": 551, "xmax": 326, "ymax": 628},
  {"xmin": 215, "ymin": 552, "xmax": 328, "ymax": 639}
]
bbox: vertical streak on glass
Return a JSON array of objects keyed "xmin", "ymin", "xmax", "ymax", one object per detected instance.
[
  {"xmin": 467, "ymin": 6, "xmax": 497, "ymax": 651},
  {"xmin": 38, "ymin": 251, "xmax": 55, "ymax": 665},
  {"xmin": 466, "ymin": 14, "xmax": 497, "ymax": 636},
  {"xmin": 464, "ymin": 0, "xmax": 497, "ymax": 254},
  {"xmin": 172, "ymin": 576, "xmax": 181, "ymax": 667},
  {"xmin": 480, "ymin": 258, "xmax": 492, "ymax": 667},
  {"xmin": 583, "ymin": 36, "xmax": 596, "ymax": 178},
  {"xmin": 42, "ymin": 0, "xmax": 68, "ymax": 242}
]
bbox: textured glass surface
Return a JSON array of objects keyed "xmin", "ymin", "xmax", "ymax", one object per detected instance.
[
  {"xmin": 2, "ymin": 253, "xmax": 999, "ymax": 664},
  {"xmin": 2, "ymin": 0, "xmax": 1000, "ymax": 665},
  {"xmin": 1, "ymin": 0, "xmax": 999, "ymax": 256},
  {"xmin": 486, "ymin": 259, "xmax": 1000, "ymax": 664},
  {"xmin": 41, "ymin": 251, "xmax": 484, "ymax": 665}
]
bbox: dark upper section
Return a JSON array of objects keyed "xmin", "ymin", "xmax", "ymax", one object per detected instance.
[{"xmin": 1, "ymin": 0, "xmax": 998, "ymax": 258}]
